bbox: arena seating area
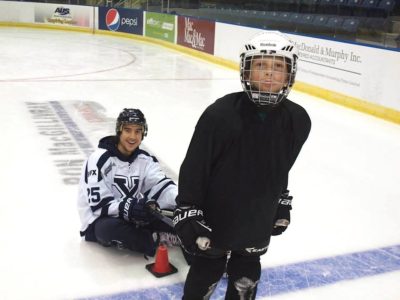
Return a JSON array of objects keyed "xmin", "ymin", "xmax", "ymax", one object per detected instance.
[{"xmin": 164, "ymin": 0, "xmax": 400, "ymax": 48}]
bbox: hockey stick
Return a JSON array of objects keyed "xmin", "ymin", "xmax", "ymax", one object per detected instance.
[
  {"xmin": 147, "ymin": 205, "xmax": 174, "ymax": 228},
  {"xmin": 147, "ymin": 205, "xmax": 211, "ymax": 250}
]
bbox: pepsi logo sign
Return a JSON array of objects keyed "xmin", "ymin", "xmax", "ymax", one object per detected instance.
[{"xmin": 105, "ymin": 9, "xmax": 120, "ymax": 31}]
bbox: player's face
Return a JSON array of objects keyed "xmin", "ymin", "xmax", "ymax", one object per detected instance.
[
  {"xmin": 248, "ymin": 56, "xmax": 289, "ymax": 93},
  {"xmin": 117, "ymin": 124, "xmax": 143, "ymax": 156}
]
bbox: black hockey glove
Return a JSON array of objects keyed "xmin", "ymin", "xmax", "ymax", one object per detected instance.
[
  {"xmin": 119, "ymin": 194, "xmax": 158, "ymax": 225},
  {"xmin": 173, "ymin": 205, "xmax": 212, "ymax": 253},
  {"xmin": 271, "ymin": 190, "xmax": 292, "ymax": 236}
]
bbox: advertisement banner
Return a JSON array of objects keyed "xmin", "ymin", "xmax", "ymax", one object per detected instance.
[
  {"xmin": 99, "ymin": 7, "xmax": 143, "ymax": 35},
  {"xmin": 286, "ymin": 34, "xmax": 399, "ymax": 111},
  {"xmin": 145, "ymin": 12, "xmax": 175, "ymax": 43},
  {"xmin": 287, "ymin": 34, "xmax": 364, "ymax": 99},
  {"xmin": 177, "ymin": 16, "xmax": 215, "ymax": 54},
  {"xmin": 34, "ymin": 4, "xmax": 91, "ymax": 27}
]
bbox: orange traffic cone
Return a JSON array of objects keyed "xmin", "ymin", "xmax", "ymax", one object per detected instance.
[{"xmin": 146, "ymin": 244, "xmax": 178, "ymax": 278}]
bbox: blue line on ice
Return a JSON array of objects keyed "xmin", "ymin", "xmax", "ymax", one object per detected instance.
[{"xmin": 78, "ymin": 244, "xmax": 400, "ymax": 300}]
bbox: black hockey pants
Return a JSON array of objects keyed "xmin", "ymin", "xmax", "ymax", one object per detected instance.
[{"xmin": 183, "ymin": 239, "xmax": 269, "ymax": 300}]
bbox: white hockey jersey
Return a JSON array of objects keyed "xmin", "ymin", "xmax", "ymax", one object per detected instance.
[{"xmin": 77, "ymin": 136, "xmax": 177, "ymax": 236}]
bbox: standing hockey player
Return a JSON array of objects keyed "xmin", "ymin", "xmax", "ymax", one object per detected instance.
[
  {"xmin": 77, "ymin": 108, "xmax": 179, "ymax": 257},
  {"xmin": 173, "ymin": 31, "xmax": 311, "ymax": 299}
]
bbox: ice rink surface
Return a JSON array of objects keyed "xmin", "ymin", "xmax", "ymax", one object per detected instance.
[{"xmin": 0, "ymin": 27, "xmax": 399, "ymax": 300}]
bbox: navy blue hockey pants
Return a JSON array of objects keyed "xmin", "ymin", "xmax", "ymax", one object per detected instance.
[{"xmin": 85, "ymin": 216, "xmax": 172, "ymax": 257}]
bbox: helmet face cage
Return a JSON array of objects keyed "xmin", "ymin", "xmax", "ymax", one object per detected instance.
[
  {"xmin": 240, "ymin": 31, "xmax": 298, "ymax": 106},
  {"xmin": 116, "ymin": 108, "xmax": 148, "ymax": 139}
]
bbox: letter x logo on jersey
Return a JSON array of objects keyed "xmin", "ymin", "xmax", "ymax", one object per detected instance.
[{"xmin": 113, "ymin": 175, "xmax": 139, "ymax": 200}]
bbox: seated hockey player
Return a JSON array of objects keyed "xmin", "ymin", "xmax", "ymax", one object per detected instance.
[
  {"xmin": 77, "ymin": 108, "xmax": 179, "ymax": 257},
  {"xmin": 173, "ymin": 31, "xmax": 311, "ymax": 299}
]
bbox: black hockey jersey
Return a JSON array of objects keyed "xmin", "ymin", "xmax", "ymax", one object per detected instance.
[{"xmin": 176, "ymin": 92, "xmax": 311, "ymax": 250}]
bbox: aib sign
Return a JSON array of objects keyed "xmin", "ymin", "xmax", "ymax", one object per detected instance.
[{"xmin": 99, "ymin": 7, "xmax": 143, "ymax": 35}]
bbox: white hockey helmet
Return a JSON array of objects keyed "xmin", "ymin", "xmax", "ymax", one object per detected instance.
[{"xmin": 240, "ymin": 31, "xmax": 298, "ymax": 106}]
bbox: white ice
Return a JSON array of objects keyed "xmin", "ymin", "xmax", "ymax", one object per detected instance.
[{"xmin": 0, "ymin": 27, "xmax": 399, "ymax": 300}]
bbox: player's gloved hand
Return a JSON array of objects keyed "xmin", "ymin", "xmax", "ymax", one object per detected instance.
[
  {"xmin": 272, "ymin": 190, "xmax": 292, "ymax": 236},
  {"xmin": 119, "ymin": 194, "xmax": 158, "ymax": 225},
  {"xmin": 173, "ymin": 205, "xmax": 212, "ymax": 253}
]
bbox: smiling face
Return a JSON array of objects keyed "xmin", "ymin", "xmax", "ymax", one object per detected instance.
[
  {"xmin": 117, "ymin": 124, "xmax": 144, "ymax": 156},
  {"xmin": 247, "ymin": 55, "xmax": 289, "ymax": 94}
]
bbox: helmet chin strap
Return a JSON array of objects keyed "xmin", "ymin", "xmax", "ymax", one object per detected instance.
[{"xmin": 246, "ymin": 81, "xmax": 287, "ymax": 106}]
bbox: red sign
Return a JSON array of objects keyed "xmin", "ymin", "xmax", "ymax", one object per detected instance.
[{"xmin": 177, "ymin": 16, "xmax": 215, "ymax": 55}]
